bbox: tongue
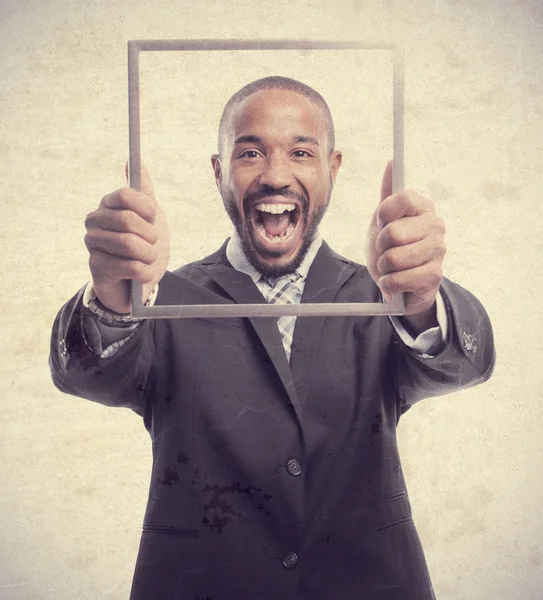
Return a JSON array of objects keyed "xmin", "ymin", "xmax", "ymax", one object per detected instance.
[{"xmin": 261, "ymin": 212, "xmax": 290, "ymax": 236}]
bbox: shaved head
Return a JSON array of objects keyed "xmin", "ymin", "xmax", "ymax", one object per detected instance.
[
  {"xmin": 218, "ymin": 76, "xmax": 336, "ymax": 157},
  {"xmin": 211, "ymin": 76, "xmax": 343, "ymax": 277}
]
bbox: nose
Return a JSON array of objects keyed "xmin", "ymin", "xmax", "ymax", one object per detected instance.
[{"xmin": 258, "ymin": 153, "xmax": 293, "ymax": 189}]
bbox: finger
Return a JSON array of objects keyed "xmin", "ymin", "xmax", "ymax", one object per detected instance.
[
  {"xmin": 377, "ymin": 191, "xmax": 434, "ymax": 227},
  {"xmin": 139, "ymin": 163, "xmax": 156, "ymax": 200},
  {"xmin": 376, "ymin": 236, "xmax": 446, "ymax": 276},
  {"xmin": 124, "ymin": 161, "xmax": 156, "ymax": 200},
  {"xmin": 89, "ymin": 250, "xmax": 156, "ymax": 284},
  {"xmin": 100, "ymin": 188, "xmax": 157, "ymax": 224},
  {"xmin": 85, "ymin": 230, "xmax": 158, "ymax": 265},
  {"xmin": 378, "ymin": 261, "xmax": 443, "ymax": 296},
  {"xmin": 375, "ymin": 213, "xmax": 444, "ymax": 255},
  {"xmin": 380, "ymin": 159, "xmax": 393, "ymax": 203},
  {"xmin": 85, "ymin": 208, "xmax": 159, "ymax": 245}
]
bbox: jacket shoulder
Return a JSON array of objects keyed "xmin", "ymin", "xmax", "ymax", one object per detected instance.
[{"xmin": 170, "ymin": 240, "xmax": 229, "ymax": 279}]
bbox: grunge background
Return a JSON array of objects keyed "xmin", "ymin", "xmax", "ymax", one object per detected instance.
[{"xmin": 1, "ymin": 1, "xmax": 541, "ymax": 598}]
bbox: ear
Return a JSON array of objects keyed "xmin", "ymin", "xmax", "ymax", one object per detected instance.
[
  {"xmin": 329, "ymin": 150, "xmax": 343, "ymax": 185},
  {"xmin": 210, "ymin": 154, "xmax": 222, "ymax": 189}
]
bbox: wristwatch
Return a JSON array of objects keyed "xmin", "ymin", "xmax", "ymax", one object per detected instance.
[{"xmin": 83, "ymin": 283, "xmax": 158, "ymax": 326}]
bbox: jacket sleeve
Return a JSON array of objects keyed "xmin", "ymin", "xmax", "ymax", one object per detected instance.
[
  {"xmin": 394, "ymin": 277, "xmax": 496, "ymax": 414},
  {"xmin": 49, "ymin": 286, "xmax": 156, "ymax": 419}
]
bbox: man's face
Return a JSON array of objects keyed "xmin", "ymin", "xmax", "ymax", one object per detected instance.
[{"xmin": 211, "ymin": 89, "xmax": 342, "ymax": 277}]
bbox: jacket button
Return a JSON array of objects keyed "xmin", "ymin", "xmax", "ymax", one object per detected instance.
[
  {"xmin": 286, "ymin": 459, "xmax": 302, "ymax": 477},
  {"xmin": 282, "ymin": 552, "xmax": 298, "ymax": 569},
  {"xmin": 59, "ymin": 339, "xmax": 68, "ymax": 357}
]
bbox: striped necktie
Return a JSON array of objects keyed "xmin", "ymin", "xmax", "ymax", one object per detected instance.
[{"xmin": 262, "ymin": 272, "xmax": 304, "ymax": 362}]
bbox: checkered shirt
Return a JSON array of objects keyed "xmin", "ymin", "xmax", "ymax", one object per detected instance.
[{"xmin": 261, "ymin": 272, "xmax": 304, "ymax": 362}]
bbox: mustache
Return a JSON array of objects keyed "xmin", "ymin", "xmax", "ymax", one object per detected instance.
[{"xmin": 244, "ymin": 187, "xmax": 308, "ymax": 210}]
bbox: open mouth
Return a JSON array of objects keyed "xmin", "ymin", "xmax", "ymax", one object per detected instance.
[{"xmin": 251, "ymin": 201, "xmax": 300, "ymax": 246}]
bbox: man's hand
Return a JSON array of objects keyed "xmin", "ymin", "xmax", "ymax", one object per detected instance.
[
  {"xmin": 367, "ymin": 160, "xmax": 446, "ymax": 334},
  {"xmin": 84, "ymin": 165, "xmax": 170, "ymax": 314}
]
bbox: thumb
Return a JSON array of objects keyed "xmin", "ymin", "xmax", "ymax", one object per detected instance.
[
  {"xmin": 140, "ymin": 164, "xmax": 157, "ymax": 200},
  {"xmin": 125, "ymin": 161, "xmax": 157, "ymax": 200},
  {"xmin": 380, "ymin": 159, "xmax": 393, "ymax": 203}
]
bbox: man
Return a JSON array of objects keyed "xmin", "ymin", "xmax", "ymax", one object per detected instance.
[{"xmin": 50, "ymin": 76, "xmax": 495, "ymax": 600}]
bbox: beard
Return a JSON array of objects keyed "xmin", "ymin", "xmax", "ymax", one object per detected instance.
[{"xmin": 221, "ymin": 183, "xmax": 332, "ymax": 278}]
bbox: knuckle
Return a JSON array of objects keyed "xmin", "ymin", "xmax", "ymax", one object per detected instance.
[
  {"xmin": 125, "ymin": 260, "xmax": 143, "ymax": 278},
  {"xmin": 380, "ymin": 248, "xmax": 399, "ymax": 272},
  {"xmin": 384, "ymin": 222, "xmax": 405, "ymax": 246},
  {"xmin": 376, "ymin": 255, "xmax": 387, "ymax": 275},
  {"xmin": 391, "ymin": 271, "xmax": 402, "ymax": 286},
  {"xmin": 428, "ymin": 214, "xmax": 445, "ymax": 233},
  {"xmin": 118, "ymin": 188, "xmax": 133, "ymax": 206},
  {"xmin": 139, "ymin": 267, "xmax": 155, "ymax": 284},
  {"xmin": 117, "ymin": 210, "xmax": 134, "ymax": 231},
  {"xmin": 388, "ymin": 273, "xmax": 401, "ymax": 291},
  {"xmin": 84, "ymin": 231, "xmax": 98, "ymax": 250},
  {"xmin": 149, "ymin": 227, "xmax": 159, "ymax": 245},
  {"xmin": 388, "ymin": 248, "xmax": 401, "ymax": 269},
  {"xmin": 84, "ymin": 212, "xmax": 95, "ymax": 230},
  {"xmin": 427, "ymin": 238, "xmax": 446, "ymax": 260},
  {"xmin": 381, "ymin": 272, "xmax": 398, "ymax": 292},
  {"xmin": 134, "ymin": 192, "xmax": 157, "ymax": 223},
  {"xmin": 375, "ymin": 206, "xmax": 386, "ymax": 227},
  {"xmin": 129, "ymin": 262, "xmax": 154, "ymax": 282},
  {"xmin": 422, "ymin": 246, "xmax": 436, "ymax": 262},
  {"xmin": 88, "ymin": 252, "xmax": 103, "ymax": 274},
  {"xmin": 119, "ymin": 232, "xmax": 137, "ymax": 252},
  {"xmin": 375, "ymin": 230, "xmax": 388, "ymax": 254},
  {"xmin": 146, "ymin": 204, "xmax": 158, "ymax": 223}
]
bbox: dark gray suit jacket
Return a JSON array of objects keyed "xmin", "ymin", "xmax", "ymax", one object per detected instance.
[{"xmin": 50, "ymin": 240, "xmax": 495, "ymax": 600}]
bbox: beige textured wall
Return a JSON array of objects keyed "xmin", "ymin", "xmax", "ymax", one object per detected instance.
[{"xmin": 1, "ymin": 1, "xmax": 542, "ymax": 598}]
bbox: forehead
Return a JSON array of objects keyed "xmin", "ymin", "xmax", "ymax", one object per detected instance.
[{"xmin": 226, "ymin": 89, "xmax": 326, "ymax": 143}]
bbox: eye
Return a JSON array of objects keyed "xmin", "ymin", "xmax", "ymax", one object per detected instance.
[
  {"xmin": 238, "ymin": 150, "xmax": 262, "ymax": 159},
  {"xmin": 292, "ymin": 150, "xmax": 312, "ymax": 158}
]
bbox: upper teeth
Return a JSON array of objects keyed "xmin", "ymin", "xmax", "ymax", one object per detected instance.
[{"xmin": 256, "ymin": 203, "xmax": 296, "ymax": 214}]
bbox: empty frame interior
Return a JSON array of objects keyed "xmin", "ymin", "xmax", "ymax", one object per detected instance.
[{"xmin": 128, "ymin": 39, "xmax": 404, "ymax": 318}]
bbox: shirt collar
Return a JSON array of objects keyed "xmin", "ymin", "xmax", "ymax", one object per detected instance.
[{"xmin": 226, "ymin": 230, "xmax": 323, "ymax": 283}]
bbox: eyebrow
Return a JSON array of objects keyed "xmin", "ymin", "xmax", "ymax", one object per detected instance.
[
  {"xmin": 234, "ymin": 135, "xmax": 263, "ymax": 145},
  {"xmin": 233, "ymin": 135, "xmax": 320, "ymax": 146},
  {"xmin": 293, "ymin": 136, "xmax": 319, "ymax": 146}
]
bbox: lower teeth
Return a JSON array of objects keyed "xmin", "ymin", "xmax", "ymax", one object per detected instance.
[{"xmin": 259, "ymin": 222, "xmax": 295, "ymax": 242}]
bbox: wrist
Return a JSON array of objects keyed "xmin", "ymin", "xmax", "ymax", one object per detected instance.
[
  {"xmin": 83, "ymin": 285, "xmax": 141, "ymax": 326},
  {"xmin": 400, "ymin": 304, "xmax": 438, "ymax": 337},
  {"xmin": 82, "ymin": 282, "xmax": 158, "ymax": 326}
]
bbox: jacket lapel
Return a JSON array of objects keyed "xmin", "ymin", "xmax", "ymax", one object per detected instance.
[
  {"xmin": 201, "ymin": 240, "xmax": 357, "ymax": 419},
  {"xmin": 289, "ymin": 242, "xmax": 357, "ymax": 408},
  {"xmin": 204, "ymin": 257, "xmax": 300, "ymax": 414}
]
